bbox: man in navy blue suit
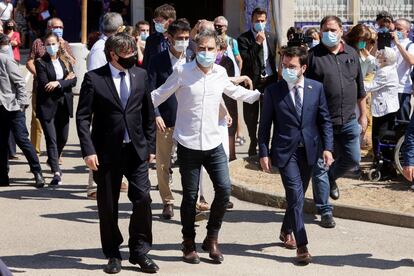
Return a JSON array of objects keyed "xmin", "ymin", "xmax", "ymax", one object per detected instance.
[{"xmin": 258, "ymin": 46, "xmax": 334, "ymax": 264}]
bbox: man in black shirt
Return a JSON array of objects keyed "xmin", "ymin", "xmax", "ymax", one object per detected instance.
[{"xmin": 306, "ymin": 16, "xmax": 367, "ymax": 228}]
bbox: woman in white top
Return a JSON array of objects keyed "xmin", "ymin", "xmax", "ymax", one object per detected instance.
[
  {"xmin": 364, "ymin": 47, "xmax": 399, "ymax": 167},
  {"xmin": 35, "ymin": 32, "xmax": 77, "ymax": 186}
]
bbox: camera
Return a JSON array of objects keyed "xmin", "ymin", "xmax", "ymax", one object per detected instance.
[
  {"xmin": 287, "ymin": 33, "xmax": 313, "ymax": 47},
  {"xmin": 377, "ymin": 32, "xmax": 392, "ymax": 50}
]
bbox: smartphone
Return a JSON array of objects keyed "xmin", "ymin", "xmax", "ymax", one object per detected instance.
[{"xmin": 377, "ymin": 32, "xmax": 392, "ymax": 49}]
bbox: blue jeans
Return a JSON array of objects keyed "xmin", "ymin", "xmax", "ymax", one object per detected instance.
[
  {"xmin": 177, "ymin": 143, "xmax": 230, "ymax": 240},
  {"xmin": 312, "ymin": 119, "xmax": 361, "ymax": 215},
  {"xmin": 0, "ymin": 106, "xmax": 42, "ymax": 177}
]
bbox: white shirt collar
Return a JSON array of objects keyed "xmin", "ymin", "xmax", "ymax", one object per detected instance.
[
  {"xmin": 287, "ymin": 77, "xmax": 305, "ymax": 91},
  {"xmin": 108, "ymin": 62, "xmax": 127, "ymax": 78}
]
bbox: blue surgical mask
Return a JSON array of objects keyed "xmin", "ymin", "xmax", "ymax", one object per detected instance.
[
  {"xmin": 140, "ymin": 32, "xmax": 149, "ymax": 41},
  {"xmin": 52, "ymin": 28, "xmax": 63, "ymax": 38},
  {"xmin": 254, "ymin": 22, "xmax": 266, "ymax": 32},
  {"xmin": 378, "ymin": 27, "xmax": 389, "ymax": 33},
  {"xmin": 322, "ymin": 31, "xmax": 340, "ymax": 48},
  {"xmin": 396, "ymin": 31, "xmax": 404, "ymax": 41},
  {"xmin": 196, "ymin": 51, "xmax": 216, "ymax": 68},
  {"xmin": 282, "ymin": 68, "xmax": 299, "ymax": 84},
  {"xmin": 357, "ymin": 41, "xmax": 366, "ymax": 50},
  {"xmin": 155, "ymin": 22, "xmax": 167, "ymax": 33},
  {"xmin": 311, "ymin": 39, "xmax": 320, "ymax": 47},
  {"xmin": 46, "ymin": 45, "xmax": 59, "ymax": 56}
]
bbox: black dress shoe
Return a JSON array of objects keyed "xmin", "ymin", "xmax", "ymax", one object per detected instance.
[
  {"xmin": 329, "ymin": 178, "xmax": 340, "ymax": 200},
  {"xmin": 162, "ymin": 204, "xmax": 174, "ymax": 219},
  {"xmin": 130, "ymin": 254, "xmax": 159, "ymax": 273},
  {"xmin": 33, "ymin": 172, "xmax": 45, "ymax": 188},
  {"xmin": 103, "ymin": 258, "xmax": 121, "ymax": 274},
  {"xmin": 0, "ymin": 175, "xmax": 10, "ymax": 186},
  {"xmin": 320, "ymin": 214, "xmax": 336, "ymax": 228}
]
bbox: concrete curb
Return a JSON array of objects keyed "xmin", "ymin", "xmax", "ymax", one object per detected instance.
[{"xmin": 230, "ymin": 160, "xmax": 414, "ymax": 229}]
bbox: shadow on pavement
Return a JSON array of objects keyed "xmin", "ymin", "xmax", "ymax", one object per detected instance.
[{"xmin": 0, "ymin": 185, "xmax": 87, "ymax": 200}]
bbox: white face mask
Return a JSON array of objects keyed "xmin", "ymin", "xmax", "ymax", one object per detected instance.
[{"xmin": 173, "ymin": 40, "xmax": 189, "ymax": 53}]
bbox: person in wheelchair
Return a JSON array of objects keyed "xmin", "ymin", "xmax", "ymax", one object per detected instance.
[{"xmin": 364, "ymin": 47, "xmax": 400, "ymax": 179}]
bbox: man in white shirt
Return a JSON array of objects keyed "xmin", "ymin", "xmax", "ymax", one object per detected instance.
[
  {"xmin": 0, "ymin": 0, "xmax": 13, "ymax": 22},
  {"xmin": 392, "ymin": 18, "xmax": 414, "ymax": 122},
  {"xmin": 85, "ymin": 12, "xmax": 123, "ymax": 199},
  {"xmin": 87, "ymin": 12, "xmax": 123, "ymax": 71},
  {"xmin": 151, "ymin": 29, "xmax": 260, "ymax": 265}
]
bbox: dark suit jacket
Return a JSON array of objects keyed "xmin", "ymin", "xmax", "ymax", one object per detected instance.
[
  {"xmin": 258, "ymin": 78, "xmax": 333, "ymax": 168},
  {"xmin": 237, "ymin": 30, "xmax": 277, "ymax": 87},
  {"xmin": 142, "ymin": 32, "xmax": 168, "ymax": 69},
  {"xmin": 76, "ymin": 64, "xmax": 156, "ymax": 164},
  {"xmin": 35, "ymin": 55, "xmax": 76, "ymax": 121}
]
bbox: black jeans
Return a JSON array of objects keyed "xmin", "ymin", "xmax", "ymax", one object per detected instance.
[
  {"xmin": 39, "ymin": 103, "xmax": 69, "ymax": 173},
  {"xmin": 0, "ymin": 106, "xmax": 41, "ymax": 177},
  {"xmin": 177, "ymin": 143, "xmax": 230, "ymax": 240}
]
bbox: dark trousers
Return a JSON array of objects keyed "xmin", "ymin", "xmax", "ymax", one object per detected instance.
[
  {"xmin": 39, "ymin": 103, "xmax": 69, "ymax": 173},
  {"xmin": 177, "ymin": 143, "xmax": 230, "ymax": 240},
  {"xmin": 396, "ymin": 93, "xmax": 412, "ymax": 122},
  {"xmin": 8, "ymin": 133, "xmax": 16, "ymax": 156},
  {"xmin": 372, "ymin": 112, "xmax": 398, "ymax": 157},
  {"xmin": 243, "ymin": 76, "xmax": 275, "ymax": 156},
  {"xmin": 278, "ymin": 147, "xmax": 312, "ymax": 247},
  {"xmin": 93, "ymin": 143, "xmax": 152, "ymax": 260},
  {"xmin": 0, "ymin": 106, "xmax": 41, "ymax": 177}
]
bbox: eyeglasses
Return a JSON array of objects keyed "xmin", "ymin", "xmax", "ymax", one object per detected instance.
[
  {"xmin": 52, "ymin": 26, "xmax": 64, "ymax": 29},
  {"xmin": 214, "ymin": 24, "xmax": 226, "ymax": 28},
  {"xmin": 153, "ymin": 19, "xmax": 166, "ymax": 25}
]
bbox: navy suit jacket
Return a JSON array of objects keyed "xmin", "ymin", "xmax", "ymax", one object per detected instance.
[
  {"xmin": 142, "ymin": 32, "xmax": 168, "ymax": 69},
  {"xmin": 258, "ymin": 78, "xmax": 333, "ymax": 168},
  {"xmin": 404, "ymin": 116, "xmax": 414, "ymax": 166}
]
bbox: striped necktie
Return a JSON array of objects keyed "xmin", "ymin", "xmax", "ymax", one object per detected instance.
[{"xmin": 294, "ymin": 85, "xmax": 302, "ymax": 119}]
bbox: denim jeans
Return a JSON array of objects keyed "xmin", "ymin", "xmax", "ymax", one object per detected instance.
[
  {"xmin": 177, "ymin": 143, "xmax": 230, "ymax": 240},
  {"xmin": 0, "ymin": 106, "xmax": 42, "ymax": 177},
  {"xmin": 312, "ymin": 118, "xmax": 361, "ymax": 215}
]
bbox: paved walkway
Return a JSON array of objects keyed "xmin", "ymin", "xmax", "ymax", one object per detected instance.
[{"xmin": 1, "ymin": 77, "xmax": 414, "ymax": 275}]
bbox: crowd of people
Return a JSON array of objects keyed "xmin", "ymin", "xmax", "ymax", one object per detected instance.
[{"xmin": 1, "ymin": 3, "xmax": 414, "ymax": 274}]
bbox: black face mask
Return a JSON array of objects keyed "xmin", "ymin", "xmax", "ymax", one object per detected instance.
[
  {"xmin": 5, "ymin": 25, "xmax": 13, "ymax": 31},
  {"xmin": 117, "ymin": 54, "xmax": 136, "ymax": 69},
  {"xmin": 215, "ymin": 28, "xmax": 223, "ymax": 35}
]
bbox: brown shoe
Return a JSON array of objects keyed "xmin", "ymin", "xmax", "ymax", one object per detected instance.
[
  {"xmin": 279, "ymin": 231, "xmax": 297, "ymax": 249},
  {"xmin": 162, "ymin": 204, "xmax": 174, "ymax": 219},
  {"xmin": 202, "ymin": 236, "xmax": 224, "ymax": 263},
  {"xmin": 182, "ymin": 239, "xmax": 200, "ymax": 264},
  {"xmin": 120, "ymin": 182, "xmax": 128, "ymax": 192},
  {"xmin": 296, "ymin": 246, "xmax": 312, "ymax": 264},
  {"xmin": 87, "ymin": 191, "xmax": 97, "ymax": 200}
]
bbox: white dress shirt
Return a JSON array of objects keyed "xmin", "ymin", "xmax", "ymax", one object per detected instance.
[
  {"xmin": 87, "ymin": 35, "xmax": 108, "ymax": 72},
  {"xmin": 52, "ymin": 59, "xmax": 64, "ymax": 80},
  {"xmin": 151, "ymin": 60, "xmax": 261, "ymax": 151},
  {"xmin": 288, "ymin": 78, "xmax": 305, "ymax": 107},
  {"xmin": 364, "ymin": 64, "xmax": 400, "ymax": 117},
  {"xmin": 108, "ymin": 62, "xmax": 131, "ymax": 98},
  {"xmin": 169, "ymin": 49, "xmax": 186, "ymax": 70},
  {"xmin": 393, "ymin": 38, "xmax": 414, "ymax": 94},
  {"xmin": 252, "ymin": 29, "xmax": 273, "ymax": 77}
]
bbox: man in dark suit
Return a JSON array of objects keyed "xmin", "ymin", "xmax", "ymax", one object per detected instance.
[
  {"xmin": 76, "ymin": 33, "xmax": 158, "ymax": 274},
  {"xmin": 238, "ymin": 7, "xmax": 277, "ymax": 156},
  {"xmin": 147, "ymin": 19, "xmax": 191, "ymax": 220},
  {"xmin": 142, "ymin": 4, "xmax": 176, "ymax": 69},
  {"xmin": 258, "ymin": 46, "xmax": 333, "ymax": 264}
]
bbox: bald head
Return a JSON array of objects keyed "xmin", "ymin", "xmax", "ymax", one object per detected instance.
[
  {"xmin": 198, "ymin": 20, "xmax": 214, "ymax": 32},
  {"xmin": 47, "ymin": 18, "xmax": 64, "ymax": 29},
  {"xmin": 395, "ymin": 18, "xmax": 411, "ymax": 31}
]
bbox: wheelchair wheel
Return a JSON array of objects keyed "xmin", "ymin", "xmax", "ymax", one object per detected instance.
[
  {"xmin": 393, "ymin": 135, "xmax": 405, "ymax": 176},
  {"xmin": 368, "ymin": 169, "xmax": 381, "ymax": 182}
]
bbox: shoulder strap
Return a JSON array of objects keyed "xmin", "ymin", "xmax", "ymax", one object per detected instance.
[{"xmin": 406, "ymin": 42, "xmax": 413, "ymax": 51}]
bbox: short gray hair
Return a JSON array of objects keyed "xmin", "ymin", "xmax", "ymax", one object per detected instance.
[
  {"xmin": 47, "ymin": 17, "xmax": 63, "ymax": 28},
  {"xmin": 381, "ymin": 47, "xmax": 397, "ymax": 65},
  {"xmin": 104, "ymin": 32, "xmax": 137, "ymax": 61},
  {"xmin": 101, "ymin": 12, "xmax": 124, "ymax": 35},
  {"xmin": 214, "ymin": 16, "xmax": 228, "ymax": 26},
  {"xmin": 194, "ymin": 29, "xmax": 219, "ymax": 47},
  {"xmin": 395, "ymin": 18, "xmax": 412, "ymax": 31}
]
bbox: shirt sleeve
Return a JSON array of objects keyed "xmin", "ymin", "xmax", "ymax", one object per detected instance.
[
  {"xmin": 87, "ymin": 47, "xmax": 107, "ymax": 71},
  {"xmin": 364, "ymin": 68, "xmax": 387, "ymax": 92},
  {"xmin": 151, "ymin": 67, "xmax": 181, "ymax": 108},
  {"xmin": 223, "ymin": 74, "xmax": 260, "ymax": 104}
]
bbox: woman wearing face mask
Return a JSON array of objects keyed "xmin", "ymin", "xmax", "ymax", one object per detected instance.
[
  {"xmin": 35, "ymin": 32, "xmax": 77, "ymax": 186},
  {"xmin": 4, "ymin": 19, "xmax": 21, "ymax": 63}
]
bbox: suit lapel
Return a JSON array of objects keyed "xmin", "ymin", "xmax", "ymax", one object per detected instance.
[
  {"xmin": 302, "ymin": 78, "xmax": 313, "ymax": 126},
  {"xmin": 126, "ymin": 69, "xmax": 137, "ymax": 110},
  {"xmin": 103, "ymin": 64, "xmax": 123, "ymax": 109},
  {"xmin": 46, "ymin": 58, "xmax": 57, "ymax": 81},
  {"xmin": 281, "ymin": 81, "xmax": 300, "ymax": 122}
]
